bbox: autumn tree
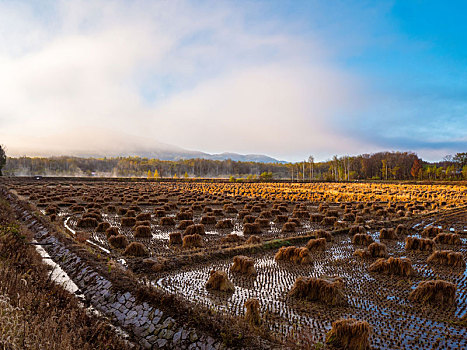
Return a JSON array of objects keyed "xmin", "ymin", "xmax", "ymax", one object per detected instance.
[
  {"xmin": 446, "ymin": 165, "xmax": 456, "ymax": 179},
  {"xmin": 436, "ymin": 167, "xmax": 444, "ymax": 179},
  {"xmin": 390, "ymin": 165, "xmax": 400, "ymax": 179},
  {"xmin": 259, "ymin": 171, "xmax": 273, "ymax": 181},
  {"xmin": 410, "ymin": 158, "xmax": 422, "ymax": 179}
]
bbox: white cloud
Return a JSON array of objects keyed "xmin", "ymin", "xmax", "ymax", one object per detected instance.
[
  {"xmin": 151, "ymin": 63, "xmax": 365, "ymax": 158},
  {"xmin": 0, "ymin": 0, "xmax": 370, "ymax": 161}
]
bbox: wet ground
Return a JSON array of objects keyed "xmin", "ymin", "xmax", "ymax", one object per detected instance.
[
  {"xmin": 156, "ymin": 230, "xmax": 467, "ymax": 349},
  {"xmin": 4, "ymin": 179, "xmax": 467, "ymax": 349}
]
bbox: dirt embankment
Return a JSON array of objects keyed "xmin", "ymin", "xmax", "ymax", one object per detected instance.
[{"xmin": 0, "ymin": 193, "xmax": 136, "ymax": 350}]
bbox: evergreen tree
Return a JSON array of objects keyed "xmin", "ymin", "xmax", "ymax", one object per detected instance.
[{"xmin": 0, "ymin": 145, "xmax": 6, "ymax": 176}]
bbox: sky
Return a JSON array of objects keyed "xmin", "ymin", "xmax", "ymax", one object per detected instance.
[{"xmin": 0, "ymin": 0, "xmax": 466, "ymax": 162}]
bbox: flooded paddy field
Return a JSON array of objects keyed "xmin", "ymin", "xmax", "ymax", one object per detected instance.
[
  {"xmin": 4, "ymin": 178, "xmax": 467, "ymax": 349},
  {"xmin": 157, "ymin": 233, "xmax": 467, "ymax": 349}
]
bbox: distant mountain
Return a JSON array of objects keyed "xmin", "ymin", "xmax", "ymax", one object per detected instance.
[
  {"xmin": 136, "ymin": 149, "xmax": 284, "ymax": 163},
  {"xmin": 201, "ymin": 152, "xmax": 283, "ymax": 163},
  {"xmin": 8, "ymin": 130, "xmax": 285, "ymax": 163}
]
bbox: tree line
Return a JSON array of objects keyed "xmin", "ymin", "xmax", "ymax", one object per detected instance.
[{"xmin": 1, "ymin": 148, "xmax": 466, "ymax": 181}]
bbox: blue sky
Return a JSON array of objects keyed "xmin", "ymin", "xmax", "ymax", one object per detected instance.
[{"xmin": 0, "ymin": 0, "xmax": 465, "ymax": 161}]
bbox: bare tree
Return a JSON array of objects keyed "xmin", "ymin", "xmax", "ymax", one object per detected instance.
[
  {"xmin": 332, "ymin": 155, "xmax": 339, "ymax": 181},
  {"xmin": 308, "ymin": 155, "xmax": 314, "ymax": 180},
  {"xmin": 302, "ymin": 160, "xmax": 305, "ymax": 181}
]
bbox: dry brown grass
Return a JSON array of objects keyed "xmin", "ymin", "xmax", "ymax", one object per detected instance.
[
  {"xmin": 154, "ymin": 209, "xmax": 166, "ymax": 217},
  {"xmin": 105, "ymin": 226, "xmax": 119, "ymax": 238},
  {"xmin": 409, "ymin": 280, "xmax": 456, "ymax": 306},
  {"xmin": 405, "ymin": 237, "xmax": 434, "ymax": 251},
  {"xmin": 123, "ymin": 242, "xmax": 148, "ymax": 257},
  {"xmin": 108, "ymin": 234, "xmax": 129, "ymax": 249},
  {"xmin": 76, "ymin": 217, "xmax": 98, "ymax": 228},
  {"xmin": 349, "ymin": 226, "xmax": 365, "ymax": 235},
  {"xmin": 274, "ymin": 246, "xmax": 312, "ymax": 265},
  {"xmin": 160, "ymin": 217, "xmax": 176, "ymax": 226},
  {"xmin": 325, "ymin": 318, "xmax": 371, "ymax": 350},
  {"xmin": 433, "ymin": 233, "xmax": 461, "ymax": 245},
  {"xmin": 205, "ymin": 270, "xmax": 234, "ymax": 292},
  {"xmin": 243, "ymin": 223, "xmax": 261, "ymax": 235},
  {"xmin": 353, "ymin": 248, "xmax": 370, "ymax": 258},
  {"xmin": 244, "ymin": 298, "xmax": 261, "ymax": 326},
  {"xmin": 70, "ymin": 204, "xmax": 85, "ymax": 213},
  {"xmin": 134, "ymin": 220, "xmax": 150, "ymax": 228},
  {"xmin": 133, "ymin": 225, "xmax": 152, "ymax": 238},
  {"xmin": 421, "ymin": 226, "xmax": 442, "ymax": 237},
  {"xmin": 369, "ymin": 257, "xmax": 413, "ymax": 276},
  {"xmin": 82, "ymin": 211, "xmax": 102, "ymax": 221},
  {"xmin": 289, "ymin": 276, "xmax": 347, "ymax": 306},
  {"xmin": 96, "ymin": 221, "xmax": 111, "ymax": 232},
  {"xmin": 310, "ymin": 213, "xmax": 324, "ymax": 223},
  {"xmin": 315, "ymin": 229, "xmax": 333, "ymax": 242},
  {"xmin": 230, "ymin": 255, "xmax": 256, "ymax": 275},
  {"xmin": 352, "ymin": 234, "xmax": 374, "ymax": 246},
  {"xmin": 125, "ymin": 209, "xmax": 137, "ymax": 217},
  {"xmin": 427, "ymin": 250, "xmax": 465, "ymax": 268},
  {"xmin": 306, "ymin": 237, "xmax": 326, "ymax": 250},
  {"xmin": 354, "ymin": 242, "xmax": 388, "ymax": 259},
  {"xmin": 0, "ymin": 199, "xmax": 133, "ymax": 350},
  {"xmin": 379, "ymin": 228, "xmax": 397, "ymax": 240},
  {"xmin": 169, "ymin": 232, "xmax": 183, "ymax": 245},
  {"xmin": 395, "ymin": 224, "xmax": 407, "ymax": 236},
  {"xmin": 280, "ymin": 222, "xmax": 296, "ymax": 233},
  {"xmin": 321, "ymin": 216, "xmax": 337, "ymax": 226},
  {"xmin": 176, "ymin": 211, "xmax": 193, "ymax": 220},
  {"xmin": 182, "ymin": 233, "xmax": 203, "ymax": 248},
  {"xmin": 184, "ymin": 224, "xmax": 205, "ymax": 235},
  {"xmin": 243, "ymin": 215, "xmax": 256, "ymax": 224},
  {"xmin": 136, "ymin": 212, "xmax": 151, "ymax": 221},
  {"xmin": 215, "ymin": 219, "xmax": 233, "ymax": 229},
  {"xmin": 368, "ymin": 242, "xmax": 388, "ymax": 258},
  {"xmin": 177, "ymin": 220, "xmax": 194, "ymax": 230},
  {"xmin": 274, "ymin": 215, "xmax": 288, "ymax": 223},
  {"xmin": 75, "ymin": 231, "xmax": 90, "ymax": 244},
  {"xmin": 200, "ymin": 215, "xmax": 216, "ymax": 225},
  {"xmin": 117, "ymin": 207, "xmax": 128, "ymax": 216},
  {"xmin": 121, "ymin": 217, "xmax": 136, "ymax": 227},
  {"xmin": 354, "ymin": 215, "xmax": 365, "ymax": 224},
  {"xmin": 221, "ymin": 234, "xmax": 244, "ymax": 244},
  {"xmin": 245, "ymin": 235, "xmax": 262, "ymax": 244},
  {"xmin": 255, "ymin": 218, "xmax": 270, "ymax": 228}
]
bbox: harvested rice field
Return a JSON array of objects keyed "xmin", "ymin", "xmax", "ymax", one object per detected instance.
[{"xmin": 4, "ymin": 178, "xmax": 467, "ymax": 349}]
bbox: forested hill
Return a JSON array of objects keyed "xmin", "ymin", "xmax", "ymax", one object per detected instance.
[{"xmin": 3, "ymin": 152, "xmax": 467, "ymax": 181}]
